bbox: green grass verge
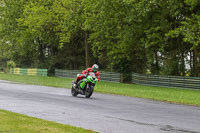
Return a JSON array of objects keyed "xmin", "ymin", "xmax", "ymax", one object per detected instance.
[
  {"xmin": 0, "ymin": 73, "xmax": 200, "ymax": 106},
  {"xmin": 0, "ymin": 109, "xmax": 96, "ymax": 133}
]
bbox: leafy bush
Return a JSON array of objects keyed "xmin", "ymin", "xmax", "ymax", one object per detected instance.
[{"xmin": 7, "ymin": 61, "xmax": 16, "ymax": 69}]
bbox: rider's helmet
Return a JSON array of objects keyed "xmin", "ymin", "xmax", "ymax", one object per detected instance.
[{"xmin": 92, "ymin": 64, "xmax": 99, "ymax": 72}]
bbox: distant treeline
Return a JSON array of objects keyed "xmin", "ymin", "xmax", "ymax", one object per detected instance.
[{"xmin": 0, "ymin": 0, "xmax": 200, "ymax": 77}]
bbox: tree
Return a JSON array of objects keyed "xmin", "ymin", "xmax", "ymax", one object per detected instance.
[
  {"xmin": 0, "ymin": 0, "xmax": 27, "ymax": 69},
  {"xmin": 167, "ymin": 0, "xmax": 200, "ymax": 76}
]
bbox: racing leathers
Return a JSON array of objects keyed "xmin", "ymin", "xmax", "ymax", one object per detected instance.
[{"xmin": 75, "ymin": 67, "xmax": 100, "ymax": 85}]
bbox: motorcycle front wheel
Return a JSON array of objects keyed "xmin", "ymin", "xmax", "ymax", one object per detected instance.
[{"xmin": 85, "ymin": 86, "xmax": 94, "ymax": 98}]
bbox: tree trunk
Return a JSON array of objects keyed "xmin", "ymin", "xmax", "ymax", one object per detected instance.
[
  {"xmin": 37, "ymin": 37, "xmax": 45, "ymax": 68},
  {"xmin": 85, "ymin": 32, "xmax": 89, "ymax": 68},
  {"xmin": 193, "ymin": 49, "xmax": 198, "ymax": 77},
  {"xmin": 155, "ymin": 51, "xmax": 159, "ymax": 74},
  {"xmin": 181, "ymin": 51, "xmax": 185, "ymax": 76},
  {"xmin": 189, "ymin": 51, "xmax": 193, "ymax": 75}
]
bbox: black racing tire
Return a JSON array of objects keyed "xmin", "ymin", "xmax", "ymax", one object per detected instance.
[
  {"xmin": 71, "ymin": 86, "xmax": 78, "ymax": 97},
  {"xmin": 85, "ymin": 86, "xmax": 94, "ymax": 98}
]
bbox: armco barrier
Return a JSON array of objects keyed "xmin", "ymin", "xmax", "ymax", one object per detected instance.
[
  {"xmin": 132, "ymin": 73, "xmax": 200, "ymax": 89},
  {"xmin": 55, "ymin": 69, "xmax": 81, "ymax": 79},
  {"xmin": 55, "ymin": 69, "xmax": 120, "ymax": 83},
  {"xmin": 99, "ymin": 71, "xmax": 120, "ymax": 82},
  {"xmin": 10, "ymin": 68, "xmax": 47, "ymax": 76}
]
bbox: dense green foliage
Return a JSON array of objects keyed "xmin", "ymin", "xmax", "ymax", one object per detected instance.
[{"xmin": 0, "ymin": 0, "xmax": 200, "ymax": 77}]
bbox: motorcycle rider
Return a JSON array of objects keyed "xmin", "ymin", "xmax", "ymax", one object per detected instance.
[{"xmin": 74, "ymin": 64, "xmax": 100, "ymax": 87}]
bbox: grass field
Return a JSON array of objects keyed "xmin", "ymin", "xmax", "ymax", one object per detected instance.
[
  {"xmin": 0, "ymin": 73, "xmax": 200, "ymax": 106},
  {"xmin": 0, "ymin": 109, "xmax": 96, "ymax": 133}
]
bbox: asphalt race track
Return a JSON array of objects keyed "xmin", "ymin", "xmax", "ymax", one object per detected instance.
[{"xmin": 0, "ymin": 80, "xmax": 200, "ymax": 133}]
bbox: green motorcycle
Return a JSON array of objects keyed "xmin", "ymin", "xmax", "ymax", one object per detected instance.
[{"xmin": 71, "ymin": 72, "xmax": 98, "ymax": 98}]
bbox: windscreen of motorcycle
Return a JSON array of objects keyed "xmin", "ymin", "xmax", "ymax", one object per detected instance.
[{"xmin": 89, "ymin": 72, "xmax": 96, "ymax": 78}]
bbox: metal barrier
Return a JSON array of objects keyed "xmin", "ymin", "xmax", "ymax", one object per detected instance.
[
  {"xmin": 55, "ymin": 69, "xmax": 81, "ymax": 79},
  {"xmin": 10, "ymin": 68, "xmax": 47, "ymax": 76},
  {"xmin": 55, "ymin": 69, "xmax": 121, "ymax": 82},
  {"xmin": 132, "ymin": 73, "xmax": 200, "ymax": 89},
  {"xmin": 99, "ymin": 71, "xmax": 120, "ymax": 82},
  {"xmin": 10, "ymin": 68, "xmax": 199, "ymax": 88}
]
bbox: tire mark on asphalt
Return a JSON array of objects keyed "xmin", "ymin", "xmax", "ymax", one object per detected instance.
[{"xmin": 105, "ymin": 116, "xmax": 199, "ymax": 133}]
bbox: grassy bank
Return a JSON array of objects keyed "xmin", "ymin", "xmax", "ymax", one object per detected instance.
[
  {"xmin": 0, "ymin": 73, "xmax": 200, "ymax": 106},
  {"xmin": 0, "ymin": 109, "xmax": 96, "ymax": 133}
]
